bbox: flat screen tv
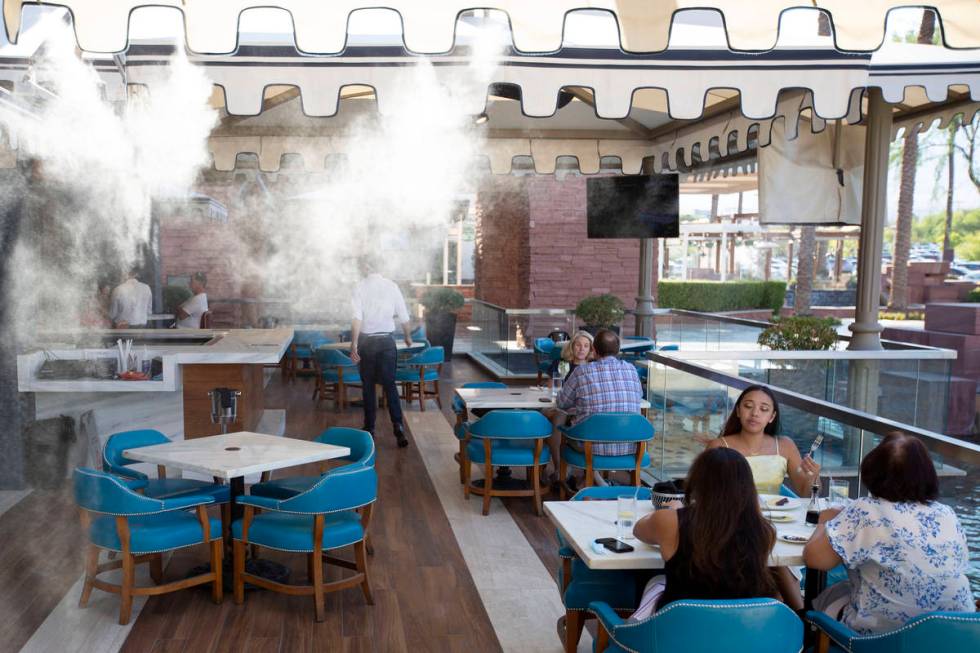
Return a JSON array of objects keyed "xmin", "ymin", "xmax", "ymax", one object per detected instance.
[{"xmin": 587, "ymin": 174, "xmax": 680, "ymax": 238}]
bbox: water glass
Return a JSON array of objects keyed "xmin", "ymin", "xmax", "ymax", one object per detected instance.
[
  {"xmin": 551, "ymin": 373, "xmax": 562, "ymax": 398},
  {"xmin": 616, "ymin": 495, "xmax": 637, "ymax": 540},
  {"xmin": 828, "ymin": 479, "xmax": 850, "ymax": 506}
]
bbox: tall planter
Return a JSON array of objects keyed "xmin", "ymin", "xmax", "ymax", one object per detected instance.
[
  {"xmin": 419, "ymin": 287, "xmax": 465, "ymax": 356},
  {"xmin": 425, "ymin": 312, "xmax": 457, "ymax": 355}
]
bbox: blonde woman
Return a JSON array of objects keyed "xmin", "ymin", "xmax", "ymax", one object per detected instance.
[{"xmin": 545, "ymin": 330, "xmax": 595, "ymax": 485}]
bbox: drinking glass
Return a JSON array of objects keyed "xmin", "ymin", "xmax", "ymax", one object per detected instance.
[
  {"xmin": 616, "ymin": 495, "xmax": 637, "ymax": 540},
  {"xmin": 828, "ymin": 478, "xmax": 850, "ymax": 506}
]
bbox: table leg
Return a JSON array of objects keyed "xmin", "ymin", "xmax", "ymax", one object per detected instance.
[
  {"xmin": 802, "ymin": 566, "xmax": 827, "ymax": 648},
  {"xmin": 229, "ymin": 476, "xmax": 245, "ymax": 525}
]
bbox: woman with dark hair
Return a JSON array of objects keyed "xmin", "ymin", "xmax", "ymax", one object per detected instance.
[
  {"xmin": 804, "ymin": 432, "xmax": 972, "ymax": 634},
  {"xmin": 630, "ymin": 448, "xmax": 778, "ymax": 617},
  {"xmin": 706, "ymin": 384, "xmax": 820, "ymax": 497}
]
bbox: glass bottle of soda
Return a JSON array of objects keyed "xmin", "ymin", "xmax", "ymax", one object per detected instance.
[{"xmin": 805, "ymin": 482, "xmax": 821, "ymax": 526}]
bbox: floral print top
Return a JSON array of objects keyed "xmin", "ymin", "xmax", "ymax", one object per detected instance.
[{"xmin": 825, "ymin": 497, "xmax": 974, "ymax": 634}]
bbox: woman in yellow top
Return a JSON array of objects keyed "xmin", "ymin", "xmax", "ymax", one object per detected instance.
[
  {"xmin": 706, "ymin": 384, "xmax": 822, "ymax": 610},
  {"xmin": 706, "ymin": 385, "xmax": 820, "ymax": 498}
]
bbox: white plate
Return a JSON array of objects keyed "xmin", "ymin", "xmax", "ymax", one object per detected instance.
[
  {"xmin": 764, "ymin": 512, "xmax": 797, "ymax": 523},
  {"xmin": 759, "ymin": 494, "xmax": 802, "ymax": 511},
  {"xmin": 777, "ymin": 532, "xmax": 810, "ymax": 545}
]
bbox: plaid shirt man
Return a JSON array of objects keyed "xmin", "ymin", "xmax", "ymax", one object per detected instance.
[{"xmin": 557, "ymin": 354, "xmax": 643, "ymax": 456}]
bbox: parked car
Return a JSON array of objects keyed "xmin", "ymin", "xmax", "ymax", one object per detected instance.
[{"xmin": 962, "ymin": 270, "xmax": 980, "ymax": 282}]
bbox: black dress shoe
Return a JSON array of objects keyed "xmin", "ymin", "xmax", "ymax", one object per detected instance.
[{"xmin": 393, "ymin": 425, "xmax": 408, "ymax": 448}]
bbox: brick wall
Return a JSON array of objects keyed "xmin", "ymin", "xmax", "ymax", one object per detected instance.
[
  {"xmin": 159, "ymin": 182, "xmax": 254, "ymax": 327},
  {"xmin": 526, "ymin": 175, "xmax": 640, "ymax": 311},
  {"xmin": 474, "ymin": 176, "xmax": 530, "ymax": 308}
]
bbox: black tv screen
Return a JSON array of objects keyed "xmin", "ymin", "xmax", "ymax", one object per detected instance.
[{"xmin": 587, "ymin": 175, "xmax": 680, "ymax": 239}]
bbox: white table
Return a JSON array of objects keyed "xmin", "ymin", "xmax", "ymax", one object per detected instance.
[
  {"xmin": 543, "ymin": 499, "xmax": 809, "ymax": 570},
  {"xmin": 455, "ymin": 386, "xmax": 652, "ymax": 412},
  {"xmin": 124, "ymin": 431, "xmax": 351, "ymax": 522},
  {"xmin": 318, "ymin": 340, "xmax": 417, "ymax": 352}
]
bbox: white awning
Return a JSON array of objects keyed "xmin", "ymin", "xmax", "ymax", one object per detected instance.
[{"xmin": 4, "ymin": 1, "xmax": 980, "ymax": 53}]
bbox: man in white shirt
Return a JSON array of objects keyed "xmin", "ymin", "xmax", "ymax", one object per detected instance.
[
  {"xmin": 176, "ymin": 272, "xmax": 208, "ymax": 329},
  {"xmin": 109, "ymin": 267, "xmax": 152, "ymax": 328},
  {"xmin": 350, "ymin": 256, "xmax": 413, "ymax": 447}
]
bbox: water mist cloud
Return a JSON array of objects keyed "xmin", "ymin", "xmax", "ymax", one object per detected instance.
[
  {"xmin": 259, "ymin": 17, "xmax": 509, "ymax": 321},
  {"xmin": 0, "ymin": 22, "xmax": 216, "ymax": 342}
]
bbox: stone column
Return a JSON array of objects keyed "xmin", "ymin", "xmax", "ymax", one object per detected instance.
[
  {"xmin": 635, "ymin": 238, "xmax": 656, "ymax": 337},
  {"xmin": 848, "ymin": 88, "xmax": 891, "ymax": 351}
]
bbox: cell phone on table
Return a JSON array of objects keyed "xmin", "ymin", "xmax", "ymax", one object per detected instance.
[{"xmin": 595, "ymin": 537, "xmax": 635, "ymax": 553}]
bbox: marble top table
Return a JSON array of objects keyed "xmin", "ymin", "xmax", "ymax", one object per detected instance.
[
  {"xmin": 619, "ymin": 338, "xmax": 656, "ymax": 353},
  {"xmin": 543, "ymin": 499, "xmax": 809, "ymax": 570},
  {"xmin": 455, "ymin": 386, "xmax": 651, "ymax": 411},
  {"xmin": 318, "ymin": 340, "xmax": 417, "ymax": 352},
  {"xmin": 123, "ymin": 431, "xmax": 349, "ymax": 481}
]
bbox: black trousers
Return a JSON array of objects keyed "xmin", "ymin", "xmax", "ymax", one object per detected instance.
[{"xmin": 357, "ymin": 334, "xmax": 403, "ymax": 431}]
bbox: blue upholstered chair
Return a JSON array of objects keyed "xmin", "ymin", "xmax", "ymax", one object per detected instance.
[
  {"xmin": 591, "ymin": 598, "xmax": 803, "ymax": 653},
  {"xmin": 74, "ymin": 467, "xmax": 223, "ymax": 625},
  {"xmin": 463, "ymin": 410, "xmax": 552, "ymax": 516},
  {"xmin": 452, "ymin": 382, "xmax": 507, "ymax": 484},
  {"xmin": 558, "ymin": 413, "xmax": 654, "ymax": 498},
  {"xmin": 395, "ymin": 346, "xmax": 444, "ymax": 411},
  {"xmin": 806, "ymin": 611, "xmax": 980, "ymax": 653},
  {"xmin": 534, "ymin": 337, "xmax": 557, "ymax": 385},
  {"xmin": 557, "ymin": 486, "xmax": 653, "ymax": 653},
  {"xmin": 103, "ymin": 430, "xmax": 231, "ymax": 503},
  {"xmin": 232, "ymin": 464, "xmax": 378, "ymax": 622},
  {"xmin": 249, "ymin": 427, "xmax": 376, "ymax": 500},
  {"xmin": 313, "ymin": 347, "xmax": 361, "ymax": 411},
  {"xmin": 635, "ymin": 344, "xmax": 678, "ymax": 382},
  {"xmin": 286, "ymin": 330, "xmax": 333, "ymax": 381},
  {"xmin": 620, "ymin": 336, "xmax": 655, "ymax": 363}
]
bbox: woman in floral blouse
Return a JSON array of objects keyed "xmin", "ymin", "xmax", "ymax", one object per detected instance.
[{"xmin": 803, "ymin": 432, "xmax": 973, "ymax": 634}]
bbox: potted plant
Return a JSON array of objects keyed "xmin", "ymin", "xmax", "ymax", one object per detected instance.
[
  {"xmin": 757, "ymin": 316, "xmax": 840, "ymax": 351},
  {"xmin": 420, "ymin": 287, "xmax": 465, "ymax": 355},
  {"xmin": 575, "ymin": 294, "xmax": 625, "ymax": 336}
]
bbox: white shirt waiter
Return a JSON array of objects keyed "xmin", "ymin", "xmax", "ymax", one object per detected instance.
[
  {"xmin": 110, "ymin": 276, "xmax": 152, "ymax": 328},
  {"xmin": 350, "ymin": 268, "xmax": 413, "ymax": 447},
  {"xmin": 351, "ymin": 273, "xmax": 411, "ymax": 335}
]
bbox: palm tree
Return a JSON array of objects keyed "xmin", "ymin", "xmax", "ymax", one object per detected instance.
[
  {"xmin": 888, "ymin": 11, "xmax": 935, "ymax": 309},
  {"xmin": 794, "ymin": 226, "xmax": 816, "ymax": 315}
]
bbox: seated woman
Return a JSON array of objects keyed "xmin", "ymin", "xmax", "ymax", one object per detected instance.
[
  {"xmin": 630, "ymin": 448, "xmax": 778, "ymax": 618},
  {"xmin": 804, "ymin": 432, "xmax": 972, "ymax": 635},
  {"xmin": 706, "ymin": 385, "xmax": 820, "ymax": 498},
  {"xmin": 545, "ymin": 330, "xmax": 594, "ymax": 483}
]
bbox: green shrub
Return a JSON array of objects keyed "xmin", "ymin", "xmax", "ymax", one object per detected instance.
[
  {"xmin": 658, "ymin": 281, "xmax": 786, "ymax": 314},
  {"xmin": 967, "ymin": 288, "xmax": 980, "ymax": 303},
  {"xmin": 575, "ymin": 294, "xmax": 626, "ymax": 327},
  {"xmin": 757, "ymin": 316, "xmax": 840, "ymax": 351},
  {"xmin": 420, "ymin": 286, "xmax": 465, "ymax": 314},
  {"xmin": 879, "ymin": 310, "xmax": 925, "ymax": 321},
  {"xmin": 162, "ymin": 285, "xmax": 192, "ymax": 315}
]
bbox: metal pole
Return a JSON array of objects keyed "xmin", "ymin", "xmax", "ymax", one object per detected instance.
[
  {"xmin": 636, "ymin": 238, "xmax": 656, "ymax": 337},
  {"xmin": 848, "ymin": 88, "xmax": 891, "ymax": 351}
]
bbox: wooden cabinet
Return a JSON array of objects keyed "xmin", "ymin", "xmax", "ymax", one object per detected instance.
[{"xmin": 182, "ymin": 364, "xmax": 265, "ymax": 439}]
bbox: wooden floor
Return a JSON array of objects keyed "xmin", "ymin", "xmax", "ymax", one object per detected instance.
[{"xmin": 0, "ymin": 357, "xmax": 569, "ymax": 653}]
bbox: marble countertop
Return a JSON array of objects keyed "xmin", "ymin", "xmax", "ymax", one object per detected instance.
[{"xmin": 17, "ymin": 328, "xmax": 293, "ymax": 393}]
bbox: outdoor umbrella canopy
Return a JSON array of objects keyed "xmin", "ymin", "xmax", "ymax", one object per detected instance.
[
  {"xmin": 3, "ymin": 0, "xmax": 980, "ymax": 53},
  {"xmin": 0, "ymin": 3, "xmax": 977, "ymax": 177}
]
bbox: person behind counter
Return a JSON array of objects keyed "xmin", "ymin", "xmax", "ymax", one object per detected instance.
[
  {"xmin": 176, "ymin": 272, "xmax": 209, "ymax": 329},
  {"xmin": 80, "ymin": 276, "xmax": 114, "ymax": 328},
  {"xmin": 109, "ymin": 266, "xmax": 152, "ymax": 329}
]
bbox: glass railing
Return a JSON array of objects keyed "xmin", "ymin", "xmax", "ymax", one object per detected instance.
[
  {"xmin": 654, "ymin": 350, "xmax": 956, "ymax": 435},
  {"xmin": 641, "ymin": 353, "xmax": 980, "ymax": 591},
  {"xmin": 469, "ymin": 299, "xmax": 576, "ymax": 378}
]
